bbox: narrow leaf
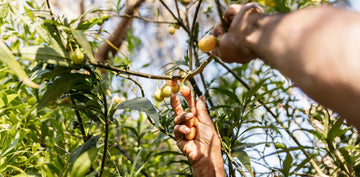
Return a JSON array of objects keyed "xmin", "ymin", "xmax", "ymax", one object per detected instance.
[
  {"xmin": 73, "ymin": 30, "xmax": 96, "ymax": 63},
  {"xmin": 232, "ymin": 149, "xmax": 254, "ymax": 177},
  {"xmin": 0, "ymin": 40, "xmax": 39, "ymax": 88},
  {"xmin": 116, "ymin": 97, "xmax": 160, "ymax": 127}
]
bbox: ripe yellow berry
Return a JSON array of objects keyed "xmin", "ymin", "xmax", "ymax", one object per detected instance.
[
  {"xmin": 154, "ymin": 89, "xmax": 164, "ymax": 102},
  {"xmin": 185, "ymin": 127, "xmax": 196, "ymax": 140},
  {"xmin": 168, "ymin": 26, "xmax": 175, "ymax": 35},
  {"xmin": 198, "ymin": 35, "xmax": 217, "ymax": 52},
  {"xmin": 59, "ymin": 97, "xmax": 70, "ymax": 104}
]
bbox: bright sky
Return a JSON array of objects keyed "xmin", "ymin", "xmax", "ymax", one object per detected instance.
[{"xmin": 349, "ymin": 0, "xmax": 360, "ymax": 11}]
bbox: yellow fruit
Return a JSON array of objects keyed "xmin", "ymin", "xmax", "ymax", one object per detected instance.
[
  {"xmin": 70, "ymin": 48, "xmax": 85, "ymax": 64},
  {"xmin": 185, "ymin": 118, "xmax": 198, "ymax": 127},
  {"xmin": 59, "ymin": 97, "xmax": 70, "ymax": 104},
  {"xmin": 154, "ymin": 89, "xmax": 164, "ymax": 102},
  {"xmin": 171, "ymin": 84, "xmax": 180, "ymax": 93},
  {"xmin": 185, "ymin": 127, "xmax": 196, "ymax": 140},
  {"xmin": 174, "ymin": 24, "xmax": 180, "ymax": 29},
  {"xmin": 198, "ymin": 35, "xmax": 217, "ymax": 52},
  {"xmin": 168, "ymin": 26, "xmax": 175, "ymax": 35},
  {"xmin": 180, "ymin": 0, "xmax": 191, "ymax": 5},
  {"xmin": 161, "ymin": 85, "xmax": 172, "ymax": 97}
]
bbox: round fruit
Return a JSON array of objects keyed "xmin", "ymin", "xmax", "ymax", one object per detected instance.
[
  {"xmin": 161, "ymin": 85, "xmax": 172, "ymax": 97},
  {"xmin": 171, "ymin": 84, "xmax": 180, "ymax": 93},
  {"xmin": 198, "ymin": 35, "xmax": 218, "ymax": 52},
  {"xmin": 154, "ymin": 89, "xmax": 164, "ymax": 102},
  {"xmin": 70, "ymin": 48, "xmax": 85, "ymax": 64},
  {"xmin": 174, "ymin": 24, "xmax": 180, "ymax": 29},
  {"xmin": 169, "ymin": 80, "xmax": 178, "ymax": 87},
  {"xmin": 180, "ymin": 0, "xmax": 191, "ymax": 5},
  {"xmin": 185, "ymin": 127, "xmax": 196, "ymax": 140},
  {"xmin": 168, "ymin": 26, "xmax": 175, "ymax": 35},
  {"xmin": 180, "ymin": 85, "xmax": 191, "ymax": 97},
  {"xmin": 185, "ymin": 118, "xmax": 198, "ymax": 127},
  {"xmin": 274, "ymin": 142, "xmax": 286, "ymax": 149},
  {"xmin": 59, "ymin": 97, "xmax": 70, "ymax": 104}
]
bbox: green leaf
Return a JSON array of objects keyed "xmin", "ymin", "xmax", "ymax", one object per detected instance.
[
  {"xmin": 73, "ymin": 30, "xmax": 96, "ymax": 63},
  {"xmin": 70, "ymin": 148, "xmax": 97, "ymax": 177},
  {"xmin": 116, "ymin": 97, "xmax": 160, "ymax": 127},
  {"xmin": 282, "ymin": 152, "xmax": 293, "ymax": 177},
  {"xmin": 0, "ymin": 40, "xmax": 39, "ymax": 88},
  {"xmin": 327, "ymin": 118, "xmax": 347, "ymax": 142},
  {"xmin": 232, "ymin": 149, "xmax": 254, "ymax": 177},
  {"xmin": 0, "ymin": 128, "xmax": 20, "ymax": 158},
  {"xmin": 38, "ymin": 73, "xmax": 90, "ymax": 109},
  {"xmin": 243, "ymin": 78, "xmax": 268, "ymax": 103},
  {"xmin": 13, "ymin": 45, "xmax": 72, "ymax": 67},
  {"xmin": 69, "ymin": 135, "xmax": 100, "ymax": 164},
  {"xmin": 211, "ymin": 87, "xmax": 241, "ymax": 104}
]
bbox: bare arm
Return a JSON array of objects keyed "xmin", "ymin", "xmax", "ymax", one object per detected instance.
[{"xmin": 215, "ymin": 4, "xmax": 360, "ymax": 129}]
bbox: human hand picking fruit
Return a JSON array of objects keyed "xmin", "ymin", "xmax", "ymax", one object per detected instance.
[
  {"xmin": 170, "ymin": 86, "xmax": 221, "ymax": 162},
  {"xmin": 212, "ymin": 3, "xmax": 264, "ymax": 63}
]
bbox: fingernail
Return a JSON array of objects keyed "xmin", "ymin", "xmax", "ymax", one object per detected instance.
[{"xmin": 184, "ymin": 127, "xmax": 190, "ymax": 134}]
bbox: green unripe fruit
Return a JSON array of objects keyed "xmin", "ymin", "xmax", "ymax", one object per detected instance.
[
  {"xmin": 154, "ymin": 89, "xmax": 164, "ymax": 102},
  {"xmin": 161, "ymin": 85, "xmax": 172, "ymax": 97},
  {"xmin": 70, "ymin": 48, "xmax": 85, "ymax": 64}
]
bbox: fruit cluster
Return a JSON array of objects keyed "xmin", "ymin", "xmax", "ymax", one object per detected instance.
[{"xmin": 154, "ymin": 80, "xmax": 180, "ymax": 102}]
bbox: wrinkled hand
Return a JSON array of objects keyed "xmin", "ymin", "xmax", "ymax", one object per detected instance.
[
  {"xmin": 212, "ymin": 3, "xmax": 264, "ymax": 63},
  {"xmin": 170, "ymin": 91, "xmax": 221, "ymax": 164}
]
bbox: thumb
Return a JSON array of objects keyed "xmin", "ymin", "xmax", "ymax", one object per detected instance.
[{"xmin": 196, "ymin": 96, "xmax": 212, "ymax": 125}]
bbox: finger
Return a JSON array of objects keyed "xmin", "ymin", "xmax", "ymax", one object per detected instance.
[
  {"xmin": 196, "ymin": 96, "xmax": 213, "ymax": 125},
  {"xmin": 171, "ymin": 94, "xmax": 184, "ymax": 116},
  {"xmin": 182, "ymin": 88, "xmax": 197, "ymax": 116},
  {"xmin": 174, "ymin": 112, "xmax": 194, "ymax": 125},
  {"xmin": 224, "ymin": 4, "xmax": 243, "ymax": 23},
  {"xmin": 211, "ymin": 23, "xmax": 225, "ymax": 37},
  {"xmin": 174, "ymin": 124, "xmax": 191, "ymax": 139}
]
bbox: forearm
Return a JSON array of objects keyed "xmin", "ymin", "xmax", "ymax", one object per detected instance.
[{"xmin": 247, "ymin": 6, "xmax": 360, "ymax": 128}]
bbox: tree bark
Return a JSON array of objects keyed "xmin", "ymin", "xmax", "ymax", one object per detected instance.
[{"xmin": 95, "ymin": 0, "xmax": 145, "ymax": 64}]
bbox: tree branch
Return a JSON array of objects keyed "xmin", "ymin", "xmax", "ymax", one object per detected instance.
[
  {"xmin": 95, "ymin": 0, "xmax": 145, "ymax": 64},
  {"xmin": 89, "ymin": 55, "xmax": 213, "ymax": 81}
]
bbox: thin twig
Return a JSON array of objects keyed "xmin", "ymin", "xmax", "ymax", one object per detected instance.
[
  {"xmin": 120, "ymin": 14, "xmax": 176, "ymax": 24},
  {"xmin": 99, "ymin": 93, "xmax": 109, "ymax": 177},
  {"xmin": 214, "ymin": 0, "xmax": 228, "ymax": 32},
  {"xmin": 159, "ymin": 0, "xmax": 190, "ymax": 34},
  {"xmin": 70, "ymin": 97, "xmax": 88, "ymax": 143},
  {"xmin": 188, "ymin": 0, "xmax": 203, "ymax": 71},
  {"xmin": 90, "ymin": 56, "xmax": 213, "ymax": 81},
  {"xmin": 116, "ymin": 73, "xmax": 145, "ymax": 97},
  {"xmin": 115, "ymin": 144, "xmax": 151, "ymax": 177}
]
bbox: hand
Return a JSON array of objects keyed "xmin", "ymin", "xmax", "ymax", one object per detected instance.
[
  {"xmin": 212, "ymin": 3, "xmax": 264, "ymax": 63},
  {"xmin": 171, "ymin": 91, "xmax": 224, "ymax": 176}
]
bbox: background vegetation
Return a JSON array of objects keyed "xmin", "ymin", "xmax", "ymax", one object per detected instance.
[{"xmin": 0, "ymin": 0, "xmax": 359, "ymax": 176}]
